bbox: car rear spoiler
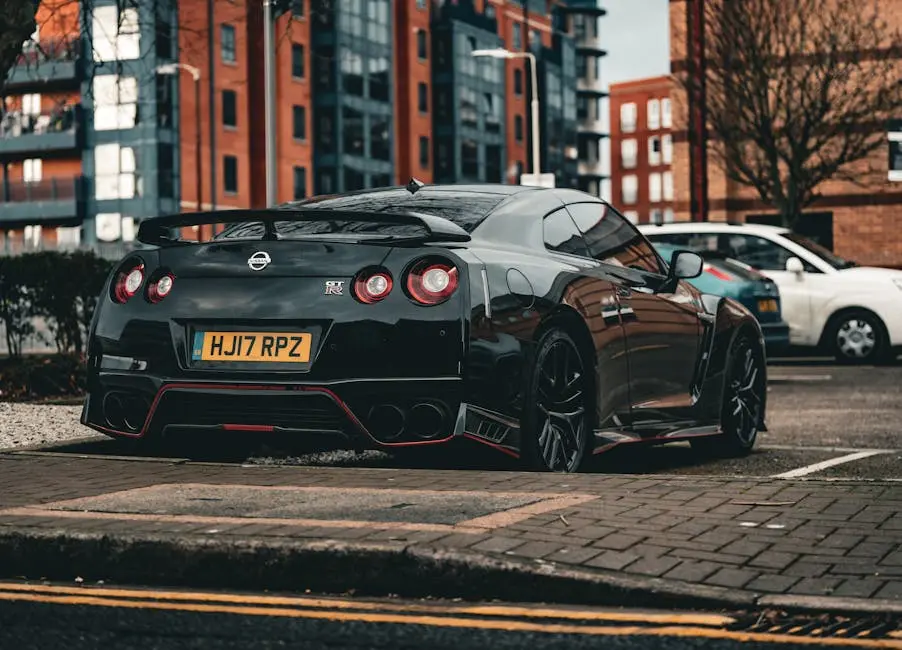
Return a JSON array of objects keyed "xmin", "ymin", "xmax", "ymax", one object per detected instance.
[{"xmin": 135, "ymin": 208, "xmax": 472, "ymax": 246}]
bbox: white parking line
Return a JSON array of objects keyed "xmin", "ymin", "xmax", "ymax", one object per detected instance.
[
  {"xmin": 767, "ymin": 374, "xmax": 833, "ymax": 382},
  {"xmin": 770, "ymin": 450, "xmax": 892, "ymax": 479}
]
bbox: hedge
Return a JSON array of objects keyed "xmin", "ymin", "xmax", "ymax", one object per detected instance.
[{"xmin": 0, "ymin": 250, "xmax": 115, "ymax": 399}]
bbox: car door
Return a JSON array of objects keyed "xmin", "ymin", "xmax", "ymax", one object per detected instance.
[
  {"xmin": 566, "ymin": 203, "xmax": 705, "ymax": 431},
  {"xmin": 541, "ymin": 207, "xmax": 632, "ymax": 431},
  {"xmin": 717, "ymin": 233, "xmax": 820, "ymax": 346}
]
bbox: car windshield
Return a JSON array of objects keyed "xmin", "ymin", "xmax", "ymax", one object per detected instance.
[{"xmin": 783, "ymin": 233, "xmax": 857, "ymax": 270}]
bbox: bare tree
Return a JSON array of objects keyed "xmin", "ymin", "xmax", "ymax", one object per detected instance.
[
  {"xmin": 0, "ymin": 0, "xmax": 38, "ymax": 91},
  {"xmin": 679, "ymin": 0, "xmax": 902, "ymax": 228}
]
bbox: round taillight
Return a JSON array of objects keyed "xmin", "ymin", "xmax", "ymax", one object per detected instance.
[
  {"xmin": 407, "ymin": 261, "xmax": 459, "ymax": 305},
  {"xmin": 147, "ymin": 273, "xmax": 175, "ymax": 303},
  {"xmin": 113, "ymin": 264, "xmax": 144, "ymax": 303},
  {"xmin": 354, "ymin": 270, "xmax": 393, "ymax": 304}
]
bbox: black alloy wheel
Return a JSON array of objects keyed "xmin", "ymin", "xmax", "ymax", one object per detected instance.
[
  {"xmin": 693, "ymin": 335, "xmax": 763, "ymax": 457},
  {"xmin": 522, "ymin": 329, "xmax": 592, "ymax": 472}
]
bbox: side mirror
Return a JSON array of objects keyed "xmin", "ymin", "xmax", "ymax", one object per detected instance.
[
  {"xmin": 785, "ymin": 257, "xmax": 804, "ymax": 275},
  {"xmin": 669, "ymin": 250, "xmax": 704, "ymax": 280}
]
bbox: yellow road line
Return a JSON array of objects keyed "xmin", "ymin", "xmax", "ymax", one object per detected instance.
[
  {"xmin": 0, "ymin": 582, "xmax": 733, "ymax": 627},
  {"xmin": 0, "ymin": 590, "xmax": 901, "ymax": 647}
]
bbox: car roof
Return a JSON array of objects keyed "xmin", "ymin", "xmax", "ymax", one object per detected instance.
[{"xmin": 638, "ymin": 222, "xmax": 791, "ymax": 236}]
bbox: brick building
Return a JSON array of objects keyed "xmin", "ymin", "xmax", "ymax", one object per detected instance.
[
  {"xmin": 608, "ymin": 75, "xmax": 674, "ymax": 224},
  {"xmin": 0, "ymin": 0, "xmax": 602, "ymax": 257},
  {"xmin": 669, "ymin": 0, "xmax": 902, "ymax": 267}
]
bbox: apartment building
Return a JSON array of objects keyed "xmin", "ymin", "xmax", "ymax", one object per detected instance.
[
  {"xmin": 0, "ymin": 0, "xmax": 593, "ymax": 256},
  {"xmin": 609, "ymin": 75, "xmax": 674, "ymax": 224}
]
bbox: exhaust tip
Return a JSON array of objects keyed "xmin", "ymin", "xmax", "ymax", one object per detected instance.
[
  {"xmin": 102, "ymin": 392, "xmax": 151, "ymax": 433},
  {"xmin": 409, "ymin": 402, "xmax": 447, "ymax": 440},
  {"xmin": 368, "ymin": 404, "xmax": 406, "ymax": 442}
]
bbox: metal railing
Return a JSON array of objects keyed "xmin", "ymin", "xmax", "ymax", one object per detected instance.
[
  {"xmin": 0, "ymin": 176, "xmax": 82, "ymax": 204},
  {"xmin": 14, "ymin": 39, "xmax": 80, "ymax": 66},
  {"xmin": 0, "ymin": 105, "xmax": 78, "ymax": 139}
]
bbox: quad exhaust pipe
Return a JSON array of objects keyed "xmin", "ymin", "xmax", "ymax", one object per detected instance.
[{"xmin": 102, "ymin": 391, "xmax": 151, "ymax": 433}]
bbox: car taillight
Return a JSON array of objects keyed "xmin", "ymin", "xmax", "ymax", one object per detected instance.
[
  {"xmin": 147, "ymin": 273, "xmax": 175, "ymax": 303},
  {"xmin": 406, "ymin": 260, "xmax": 459, "ymax": 305},
  {"xmin": 704, "ymin": 264, "xmax": 734, "ymax": 282},
  {"xmin": 353, "ymin": 270, "xmax": 393, "ymax": 304},
  {"xmin": 113, "ymin": 263, "xmax": 145, "ymax": 303}
]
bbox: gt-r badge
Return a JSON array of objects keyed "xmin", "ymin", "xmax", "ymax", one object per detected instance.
[
  {"xmin": 324, "ymin": 280, "xmax": 344, "ymax": 295},
  {"xmin": 247, "ymin": 251, "xmax": 271, "ymax": 271}
]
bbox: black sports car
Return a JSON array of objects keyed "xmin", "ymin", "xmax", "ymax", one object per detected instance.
[{"xmin": 82, "ymin": 182, "xmax": 768, "ymax": 472}]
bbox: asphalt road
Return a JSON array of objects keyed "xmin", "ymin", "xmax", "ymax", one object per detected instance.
[
  {"xmin": 21, "ymin": 359, "xmax": 902, "ymax": 481},
  {"xmin": 0, "ymin": 584, "xmax": 892, "ymax": 650}
]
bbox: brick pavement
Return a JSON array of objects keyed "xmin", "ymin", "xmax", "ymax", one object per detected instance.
[{"xmin": 1, "ymin": 451, "xmax": 901, "ymax": 606}]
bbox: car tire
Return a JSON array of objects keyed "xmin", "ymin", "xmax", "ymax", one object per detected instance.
[
  {"xmin": 825, "ymin": 309, "xmax": 891, "ymax": 365},
  {"xmin": 521, "ymin": 329, "xmax": 593, "ymax": 473},
  {"xmin": 692, "ymin": 333, "xmax": 764, "ymax": 458}
]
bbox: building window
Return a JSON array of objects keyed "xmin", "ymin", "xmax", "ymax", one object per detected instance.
[
  {"xmin": 621, "ymin": 174, "xmax": 638, "ymax": 204},
  {"xmin": 662, "ymin": 134, "xmax": 673, "ymax": 165},
  {"xmin": 293, "ymin": 166, "xmax": 306, "ymax": 199},
  {"xmin": 292, "ymin": 105, "xmax": 306, "ymax": 140},
  {"xmin": 663, "ymin": 171, "xmax": 673, "ymax": 201},
  {"xmin": 418, "ymin": 82, "xmax": 428, "ymax": 113},
  {"xmin": 22, "ymin": 93, "xmax": 40, "ymax": 115},
  {"xmin": 649, "ymin": 136, "xmax": 661, "ymax": 166},
  {"xmin": 662, "ymin": 98, "xmax": 672, "ymax": 129},
  {"xmin": 620, "ymin": 102, "xmax": 636, "ymax": 133},
  {"xmin": 461, "ymin": 140, "xmax": 478, "ymax": 178},
  {"xmin": 649, "ymin": 172, "xmax": 662, "ymax": 202},
  {"xmin": 419, "ymin": 135, "xmax": 429, "ymax": 168},
  {"xmin": 291, "ymin": 43, "xmax": 305, "ymax": 78},
  {"xmin": 621, "ymin": 139, "xmax": 637, "ymax": 169},
  {"xmin": 514, "ymin": 69, "xmax": 522, "ymax": 95},
  {"xmin": 95, "ymin": 143, "xmax": 136, "ymax": 200},
  {"xmin": 647, "ymin": 99, "xmax": 661, "ymax": 130},
  {"xmin": 23, "ymin": 158, "xmax": 42, "ymax": 182},
  {"xmin": 515, "ymin": 115, "xmax": 523, "ymax": 141},
  {"xmin": 416, "ymin": 29, "xmax": 427, "ymax": 59},
  {"xmin": 223, "ymin": 155, "xmax": 238, "ymax": 193},
  {"xmin": 291, "ymin": 0, "xmax": 304, "ymax": 17},
  {"xmin": 92, "ymin": 5, "xmax": 140, "ymax": 62},
  {"xmin": 650, "ymin": 208, "xmax": 663, "ymax": 224},
  {"xmin": 416, "ymin": 0, "xmax": 426, "ymax": 8},
  {"xmin": 623, "ymin": 210, "xmax": 639, "ymax": 225},
  {"xmin": 222, "ymin": 90, "xmax": 236, "ymax": 127},
  {"xmin": 221, "ymin": 25, "xmax": 236, "ymax": 63},
  {"xmin": 663, "ymin": 207, "xmax": 675, "ymax": 223},
  {"xmin": 93, "ymin": 74, "xmax": 138, "ymax": 131},
  {"xmin": 512, "ymin": 22, "xmax": 521, "ymax": 49}
]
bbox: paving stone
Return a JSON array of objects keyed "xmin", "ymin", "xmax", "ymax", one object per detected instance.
[
  {"xmin": 706, "ymin": 568, "xmax": 760, "ymax": 589},
  {"xmin": 832, "ymin": 578, "xmax": 886, "ymax": 599},
  {"xmin": 720, "ymin": 540, "xmax": 771, "ymax": 558},
  {"xmin": 781, "ymin": 562, "xmax": 832, "ymax": 579},
  {"xmin": 744, "ymin": 574, "xmax": 800, "ymax": 594},
  {"xmin": 589, "ymin": 533, "xmax": 646, "ymax": 551},
  {"xmin": 623, "ymin": 555, "xmax": 682, "ymax": 578},
  {"xmin": 792, "ymin": 577, "xmax": 843, "ymax": 595},
  {"xmin": 748, "ymin": 551, "xmax": 799, "ymax": 571},
  {"xmin": 584, "ymin": 550, "xmax": 641, "ymax": 571},
  {"xmin": 875, "ymin": 581, "xmax": 902, "ymax": 599},
  {"xmin": 565, "ymin": 525, "xmax": 617, "ymax": 540},
  {"xmin": 662, "ymin": 560, "xmax": 721, "ymax": 583},
  {"xmin": 507, "ymin": 541, "xmax": 563, "ymax": 560},
  {"xmin": 470, "ymin": 536, "xmax": 527, "ymax": 554},
  {"xmin": 545, "ymin": 546, "xmax": 603, "ymax": 565}
]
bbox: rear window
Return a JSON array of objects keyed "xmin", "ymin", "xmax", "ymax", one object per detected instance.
[{"xmin": 216, "ymin": 189, "xmax": 505, "ymax": 240}]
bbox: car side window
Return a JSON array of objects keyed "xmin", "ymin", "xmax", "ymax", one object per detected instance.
[
  {"xmin": 566, "ymin": 202, "xmax": 664, "ymax": 275},
  {"xmin": 720, "ymin": 234, "xmax": 818, "ymax": 272},
  {"xmin": 543, "ymin": 208, "xmax": 591, "ymax": 258}
]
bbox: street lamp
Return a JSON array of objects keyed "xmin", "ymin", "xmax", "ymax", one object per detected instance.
[
  {"xmin": 155, "ymin": 62, "xmax": 205, "ymax": 240},
  {"xmin": 472, "ymin": 47, "xmax": 541, "ymax": 179}
]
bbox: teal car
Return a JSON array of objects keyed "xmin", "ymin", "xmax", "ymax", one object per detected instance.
[{"xmin": 654, "ymin": 242, "xmax": 790, "ymax": 353}]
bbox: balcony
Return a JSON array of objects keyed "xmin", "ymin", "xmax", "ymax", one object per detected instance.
[
  {"xmin": 578, "ymin": 119, "xmax": 608, "ymax": 136},
  {"xmin": 0, "ymin": 176, "xmax": 82, "ymax": 225},
  {"xmin": 560, "ymin": 0, "xmax": 607, "ymax": 16},
  {"xmin": 578, "ymin": 160, "xmax": 608, "ymax": 178},
  {"xmin": 576, "ymin": 37, "xmax": 608, "ymax": 57},
  {"xmin": 577, "ymin": 78, "xmax": 608, "ymax": 97},
  {"xmin": 4, "ymin": 40, "xmax": 80, "ymax": 91},
  {"xmin": 0, "ymin": 105, "xmax": 80, "ymax": 157}
]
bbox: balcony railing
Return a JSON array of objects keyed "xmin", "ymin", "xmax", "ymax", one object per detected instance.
[
  {"xmin": 15, "ymin": 39, "xmax": 80, "ymax": 66},
  {"xmin": 0, "ymin": 176, "xmax": 82, "ymax": 204},
  {"xmin": 6, "ymin": 40, "xmax": 80, "ymax": 89},
  {"xmin": 0, "ymin": 105, "xmax": 78, "ymax": 138}
]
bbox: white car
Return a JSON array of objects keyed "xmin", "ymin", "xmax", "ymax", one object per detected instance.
[{"xmin": 639, "ymin": 222, "xmax": 902, "ymax": 364}]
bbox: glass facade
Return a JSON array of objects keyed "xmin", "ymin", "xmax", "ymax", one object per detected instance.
[
  {"xmin": 431, "ymin": 3, "xmax": 506, "ymax": 183},
  {"xmin": 538, "ymin": 34, "xmax": 579, "ymax": 189},
  {"xmin": 311, "ymin": 0, "xmax": 393, "ymax": 194}
]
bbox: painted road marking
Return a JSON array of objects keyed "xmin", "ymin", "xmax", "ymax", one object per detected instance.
[
  {"xmin": 0, "ymin": 585, "xmax": 900, "ymax": 647},
  {"xmin": 768, "ymin": 374, "xmax": 833, "ymax": 382},
  {"xmin": 771, "ymin": 450, "xmax": 893, "ymax": 479}
]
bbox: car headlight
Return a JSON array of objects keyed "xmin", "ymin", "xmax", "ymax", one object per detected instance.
[{"xmin": 893, "ymin": 278, "xmax": 902, "ymax": 291}]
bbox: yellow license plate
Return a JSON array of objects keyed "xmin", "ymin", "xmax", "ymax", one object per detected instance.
[
  {"xmin": 758, "ymin": 299, "xmax": 778, "ymax": 313},
  {"xmin": 193, "ymin": 331, "xmax": 312, "ymax": 362}
]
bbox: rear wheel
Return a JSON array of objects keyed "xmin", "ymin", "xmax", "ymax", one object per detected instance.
[
  {"xmin": 692, "ymin": 334, "xmax": 763, "ymax": 458},
  {"xmin": 521, "ymin": 329, "xmax": 592, "ymax": 472},
  {"xmin": 826, "ymin": 309, "xmax": 890, "ymax": 365}
]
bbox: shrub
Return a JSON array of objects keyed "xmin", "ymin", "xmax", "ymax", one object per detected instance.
[{"xmin": 0, "ymin": 353, "xmax": 86, "ymax": 400}]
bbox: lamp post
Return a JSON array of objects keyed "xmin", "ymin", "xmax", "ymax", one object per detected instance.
[
  {"xmin": 263, "ymin": 0, "xmax": 277, "ymax": 206},
  {"xmin": 156, "ymin": 62, "xmax": 205, "ymax": 239},
  {"xmin": 472, "ymin": 47, "xmax": 541, "ymax": 179}
]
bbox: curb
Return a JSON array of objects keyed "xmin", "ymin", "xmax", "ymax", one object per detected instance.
[{"xmin": 1, "ymin": 528, "xmax": 900, "ymax": 616}]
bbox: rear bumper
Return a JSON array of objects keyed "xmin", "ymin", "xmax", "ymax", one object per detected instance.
[
  {"xmin": 760, "ymin": 320, "xmax": 790, "ymax": 352},
  {"xmin": 81, "ymin": 371, "xmax": 523, "ymax": 457}
]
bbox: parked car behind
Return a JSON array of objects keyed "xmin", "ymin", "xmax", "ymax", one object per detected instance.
[
  {"xmin": 641, "ymin": 222, "xmax": 902, "ymax": 364},
  {"xmin": 653, "ymin": 242, "xmax": 790, "ymax": 354}
]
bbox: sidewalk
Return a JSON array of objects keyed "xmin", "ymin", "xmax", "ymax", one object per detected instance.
[{"xmin": 1, "ymin": 449, "xmax": 901, "ymax": 614}]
